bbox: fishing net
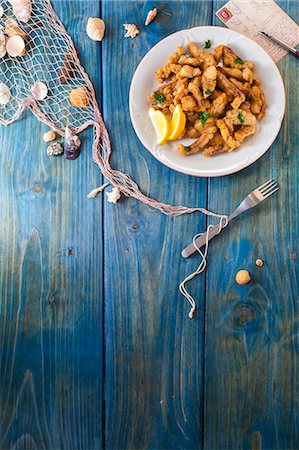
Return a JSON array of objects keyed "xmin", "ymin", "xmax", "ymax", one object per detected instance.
[{"xmin": 0, "ymin": 0, "xmax": 228, "ymax": 317}]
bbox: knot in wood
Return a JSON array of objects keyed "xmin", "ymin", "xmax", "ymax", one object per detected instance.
[
  {"xmin": 33, "ymin": 184, "xmax": 43, "ymax": 193},
  {"xmin": 232, "ymin": 303, "xmax": 256, "ymax": 327},
  {"xmin": 48, "ymin": 295, "xmax": 55, "ymax": 304}
]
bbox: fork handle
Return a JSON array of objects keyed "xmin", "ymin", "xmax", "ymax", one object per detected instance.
[
  {"xmin": 181, "ymin": 222, "xmax": 228, "ymax": 258},
  {"xmin": 181, "ymin": 206, "xmax": 245, "ymax": 258}
]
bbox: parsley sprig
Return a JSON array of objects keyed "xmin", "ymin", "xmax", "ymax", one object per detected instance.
[
  {"xmin": 198, "ymin": 111, "xmax": 209, "ymax": 126},
  {"xmin": 235, "ymin": 57, "xmax": 245, "ymax": 64},
  {"xmin": 153, "ymin": 92, "xmax": 166, "ymax": 104},
  {"xmin": 204, "ymin": 40, "xmax": 212, "ymax": 48},
  {"xmin": 238, "ymin": 112, "xmax": 244, "ymax": 123}
]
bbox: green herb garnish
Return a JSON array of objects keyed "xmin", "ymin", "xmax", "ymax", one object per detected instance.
[
  {"xmin": 238, "ymin": 112, "xmax": 244, "ymax": 123},
  {"xmin": 198, "ymin": 111, "xmax": 209, "ymax": 126},
  {"xmin": 153, "ymin": 92, "xmax": 166, "ymax": 104},
  {"xmin": 204, "ymin": 40, "xmax": 212, "ymax": 48},
  {"xmin": 205, "ymin": 89, "xmax": 212, "ymax": 95},
  {"xmin": 235, "ymin": 57, "xmax": 245, "ymax": 64},
  {"xmin": 185, "ymin": 146, "xmax": 191, "ymax": 153}
]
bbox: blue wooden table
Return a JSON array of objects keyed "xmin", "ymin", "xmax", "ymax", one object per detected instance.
[{"xmin": 0, "ymin": 1, "xmax": 298, "ymax": 449}]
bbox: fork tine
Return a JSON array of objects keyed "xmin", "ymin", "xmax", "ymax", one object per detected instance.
[
  {"xmin": 263, "ymin": 186, "xmax": 279, "ymax": 199},
  {"xmin": 260, "ymin": 180, "xmax": 277, "ymax": 195},
  {"xmin": 258, "ymin": 178, "xmax": 275, "ymax": 191}
]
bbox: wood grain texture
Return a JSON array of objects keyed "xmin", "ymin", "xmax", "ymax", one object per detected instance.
[
  {"xmin": 0, "ymin": 1, "xmax": 298, "ymax": 449},
  {"xmin": 203, "ymin": 2, "xmax": 299, "ymax": 450},
  {"xmin": 102, "ymin": 1, "xmax": 213, "ymax": 449},
  {"xmin": 0, "ymin": 2, "xmax": 104, "ymax": 449}
]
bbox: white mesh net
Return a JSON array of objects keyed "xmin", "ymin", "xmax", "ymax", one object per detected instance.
[{"xmin": 0, "ymin": 0, "xmax": 228, "ymax": 317}]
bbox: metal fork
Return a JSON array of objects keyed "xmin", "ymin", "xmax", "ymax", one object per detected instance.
[{"xmin": 181, "ymin": 179, "xmax": 279, "ymax": 258}]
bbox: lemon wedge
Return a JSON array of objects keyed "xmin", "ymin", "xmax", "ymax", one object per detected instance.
[
  {"xmin": 168, "ymin": 104, "xmax": 186, "ymax": 141},
  {"xmin": 148, "ymin": 108, "xmax": 170, "ymax": 144}
]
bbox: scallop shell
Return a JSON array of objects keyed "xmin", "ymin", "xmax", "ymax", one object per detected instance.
[
  {"xmin": 6, "ymin": 35, "xmax": 25, "ymax": 57},
  {"xmin": 8, "ymin": 0, "xmax": 32, "ymax": 23},
  {"xmin": 5, "ymin": 22, "xmax": 26, "ymax": 39},
  {"xmin": 64, "ymin": 127, "xmax": 81, "ymax": 160},
  {"xmin": 5, "ymin": 18, "xmax": 18, "ymax": 28},
  {"xmin": 0, "ymin": 32, "xmax": 6, "ymax": 58},
  {"xmin": 86, "ymin": 18, "xmax": 105, "ymax": 41},
  {"xmin": 0, "ymin": 82, "xmax": 11, "ymax": 105},
  {"xmin": 31, "ymin": 81, "xmax": 48, "ymax": 100},
  {"xmin": 69, "ymin": 86, "xmax": 89, "ymax": 108}
]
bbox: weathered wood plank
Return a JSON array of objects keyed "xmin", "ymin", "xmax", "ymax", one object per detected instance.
[
  {"xmin": 204, "ymin": 1, "xmax": 299, "ymax": 449},
  {"xmin": 102, "ymin": 1, "xmax": 213, "ymax": 448},
  {"xmin": 0, "ymin": 1, "xmax": 103, "ymax": 449}
]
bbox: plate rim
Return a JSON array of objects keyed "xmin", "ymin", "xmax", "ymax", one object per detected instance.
[{"xmin": 129, "ymin": 25, "xmax": 286, "ymax": 178}]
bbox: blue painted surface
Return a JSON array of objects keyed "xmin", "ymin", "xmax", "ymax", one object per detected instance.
[{"xmin": 0, "ymin": 1, "xmax": 298, "ymax": 449}]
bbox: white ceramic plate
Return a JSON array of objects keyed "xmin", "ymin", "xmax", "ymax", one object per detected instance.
[{"xmin": 129, "ymin": 26, "xmax": 285, "ymax": 177}]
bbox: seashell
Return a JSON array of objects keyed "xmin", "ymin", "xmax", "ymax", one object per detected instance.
[
  {"xmin": 69, "ymin": 86, "xmax": 89, "ymax": 108},
  {"xmin": 5, "ymin": 23, "xmax": 26, "ymax": 39},
  {"xmin": 87, "ymin": 183, "xmax": 109, "ymax": 198},
  {"xmin": 86, "ymin": 17, "xmax": 105, "ymax": 41},
  {"xmin": 47, "ymin": 142, "xmax": 64, "ymax": 156},
  {"xmin": 123, "ymin": 23, "xmax": 140, "ymax": 39},
  {"xmin": 106, "ymin": 187, "xmax": 121, "ymax": 204},
  {"xmin": 31, "ymin": 81, "xmax": 48, "ymax": 100},
  {"xmin": 5, "ymin": 18, "xmax": 18, "ymax": 28},
  {"xmin": 8, "ymin": 0, "xmax": 32, "ymax": 23},
  {"xmin": 43, "ymin": 130, "xmax": 56, "ymax": 142},
  {"xmin": 64, "ymin": 127, "xmax": 81, "ymax": 160},
  {"xmin": 0, "ymin": 32, "xmax": 6, "ymax": 58},
  {"xmin": 0, "ymin": 82, "xmax": 11, "ymax": 105},
  {"xmin": 6, "ymin": 34, "xmax": 25, "ymax": 57},
  {"xmin": 0, "ymin": 6, "xmax": 4, "ymax": 18},
  {"xmin": 58, "ymin": 52, "xmax": 76, "ymax": 84},
  {"xmin": 145, "ymin": 8, "xmax": 157, "ymax": 26}
]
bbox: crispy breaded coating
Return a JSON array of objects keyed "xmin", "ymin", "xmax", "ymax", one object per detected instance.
[
  {"xmin": 213, "ymin": 44, "xmax": 224, "ymax": 63},
  {"xmin": 223, "ymin": 46, "xmax": 245, "ymax": 68},
  {"xmin": 181, "ymin": 95, "xmax": 198, "ymax": 111},
  {"xmin": 225, "ymin": 109, "xmax": 256, "ymax": 127},
  {"xmin": 208, "ymin": 92, "xmax": 228, "ymax": 117},
  {"xmin": 217, "ymin": 70, "xmax": 246, "ymax": 109},
  {"xmin": 243, "ymin": 67, "xmax": 254, "ymax": 84},
  {"xmin": 177, "ymin": 65, "xmax": 201, "ymax": 78},
  {"xmin": 202, "ymin": 65, "xmax": 217, "ymax": 98},
  {"xmin": 221, "ymin": 67, "xmax": 244, "ymax": 81},
  {"xmin": 188, "ymin": 78, "xmax": 203, "ymax": 105},
  {"xmin": 149, "ymin": 42, "xmax": 266, "ymax": 157},
  {"xmin": 188, "ymin": 42, "xmax": 216, "ymax": 69},
  {"xmin": 178, "ymin": 55, "xmax": 203, "ymax": 66},
  {"xmin": 155, "ymin": 46, "xmax": 184, "ymax": 82},
  {"xmin": 178, "ymin": 126, "xmax": 217, "ymax": 155}
]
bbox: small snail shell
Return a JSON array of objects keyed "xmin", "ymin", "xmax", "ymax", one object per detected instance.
[{"xmin": 86, "ymin": 18, "xmax": 105, "ymax": 41}]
